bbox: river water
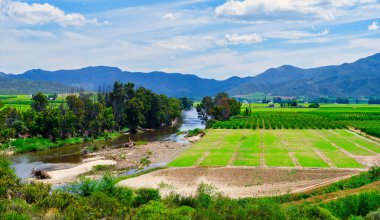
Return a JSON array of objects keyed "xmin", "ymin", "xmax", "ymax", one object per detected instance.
[{"xmin": 11, "ymin": 108, "xmax": 204, "ymax": 179}]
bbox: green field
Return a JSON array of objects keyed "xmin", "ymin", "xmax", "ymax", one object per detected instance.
[
  {"xmin": 0, "ymin": 94, "xmax": 66, "ymax": 110},
  {"xmin": 169, "ymin": 129, "xmax": 380, "ymax": 168}
]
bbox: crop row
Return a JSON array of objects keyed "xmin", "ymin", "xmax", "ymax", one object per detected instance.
[{"xmin": 212, "ymin": 112, "xmax": 345, "ymax": 130}]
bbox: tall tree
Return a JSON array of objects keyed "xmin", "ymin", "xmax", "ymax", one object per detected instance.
[
  {"xmin": 31, "ymin": 92, "xmax": 48, "ymax": 112},
  {"xmin": 126, "ymin": 98, "xmax": 145, "ymax": 133}
]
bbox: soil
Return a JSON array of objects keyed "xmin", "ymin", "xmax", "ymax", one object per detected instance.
[
  {"xmin": 35, "ymin": 157, "xmax": 117, "ymax": 185},
  {"xmin": 30, "ymin": 140, "xmax": 190, "ymax": 185},
  {"xmin": 118, "ymin": 167, "xmax": 359, "ymax": 198},
  {"xmin": 92, "ymin": 141, "xmax": 190, "ymax": 170}
]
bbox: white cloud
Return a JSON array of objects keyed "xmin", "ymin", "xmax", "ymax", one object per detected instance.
[
  {"xmin": 215, "ymin": 0, "xmax": 377, "ymax": 22},
  {"xmin": 264, "ymin": 29, "xmax": 329, "ymax": 40},
  {"xmin": 218, "ymin": 33, "xmax": 263, "ymax": 45},
  {"xmin": 162, "ymin": 13, "xmax": 176, "ymax": 20},
  {"xmin": 368, "ymin": 21, "xmax": 379, "ymax": 31},
  {"xmin": 156, "ymin": 35, "xmax": 215, "ymax": 51},
  {"xmin": 0, "ymin": 0, "xmax": 98, "ymax": 27}
]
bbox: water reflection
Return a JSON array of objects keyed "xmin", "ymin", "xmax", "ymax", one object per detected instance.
[{"xmin": 11, "ymin": 108, "xmax": 204, "ymax": 179}]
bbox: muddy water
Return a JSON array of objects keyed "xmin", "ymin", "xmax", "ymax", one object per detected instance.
[{"xmin": 11, "ymin": 108, "xmax": 204, "ymax": 179}]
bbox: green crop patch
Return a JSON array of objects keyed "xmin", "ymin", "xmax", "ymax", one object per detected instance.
[{"xmin": 169, "ymin": 129, "xmax": 376, "ymax": 169}]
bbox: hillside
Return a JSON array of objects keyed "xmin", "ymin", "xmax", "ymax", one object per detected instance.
[
  {"xmin": 228, "ymin": 53, "xmax": 380, "ymax": 97},
  {"xmin": 9, "ymin": 67, "xmax": 251, "ymax": 97},
  {"xmin": 1, "ymin": 53, "xmax": 379, "ymax": 97},
  {"xmin": 0, "ymin": 76, "xmax": 71, "ymax": 94}
]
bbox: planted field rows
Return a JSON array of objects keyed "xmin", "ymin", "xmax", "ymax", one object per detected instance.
[{"xmin": 169, "ymin": 129, "xmax": 380, "ymax": 168}]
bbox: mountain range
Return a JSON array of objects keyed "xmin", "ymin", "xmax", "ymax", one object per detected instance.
[{"xmin": 1, "ymin": 53, "xmax": 379, "ymax": 97}]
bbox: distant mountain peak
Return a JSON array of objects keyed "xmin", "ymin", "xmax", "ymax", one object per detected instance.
[
  {"xmin": 80, "ymin": 66, "xmax": 122, "ymax": 72},
  {"xmin": 2, "ymin": 52, "xmax": 380, "ymax": 97}
]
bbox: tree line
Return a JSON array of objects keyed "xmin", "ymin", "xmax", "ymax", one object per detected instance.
[
  {"xmin": 196, "ymin": 92, "xmax": 242, "ymax": 124},
  {"xmin": 0, "ymin": 82, "xmax": 184, "ymax": 143}
]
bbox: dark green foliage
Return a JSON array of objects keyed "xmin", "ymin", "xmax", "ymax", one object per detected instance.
[
  {"xmin": 0, "ymin": 81, "xmax": 183, "ymax": 152},
  {"xmin": 197, "ymin": 93, "xmax": 242, "ymax": 122},
  {"xmin": 39, "ymin": 190, "xmax": 76, "ymax": 212},
  {"xmin": 20, "ymin": 181, "xmax": 50, "ymax": 204},
  {"xmin": 133, "ymin": 188, "xmax": 161, "ymax": 207},
  {"xmin": 0, "ymin": 156, "xmax": 20, "ymax": 199},
  {"xmin": 321, "ymin": 191, "xmax": 380, "ymax": 219},
  {"xmin": 323, "ymin": 168, "xmax": 379, "ymax": 193},
  {"xmin": 212, "ymin": 112, "xmax": 343, "ymax": 130},
  {"xmin": 187, "ymin": 128, "xmax": 204, "ymax": 137},
  {"xmin": 290, "ymin": 205, "xmax": 338, "ymax": 220},
  {"xmin": 180, "ymin": 97, "xmax": 194, "ymax": 110},
  {"xmin": 31, "ymin": 92, "xmax": 48, "ymax": 112},
  {"xmin": 309, "ymin": 103, "xmax": 320, "ymax": 108}
]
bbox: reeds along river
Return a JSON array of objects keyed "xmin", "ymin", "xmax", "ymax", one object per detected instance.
[{"xmin": 11, "ymin": 108, "xmax": 205, "ymax": 179}]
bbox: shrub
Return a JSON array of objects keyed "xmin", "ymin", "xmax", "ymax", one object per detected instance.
[
  {"xmin": 0, "ymin": 157, "xmax": 20, "ymax": 199},
  {"xmin": 20, "ymin": 181, "xmax": 50, "ymax": 204},
  {"xmin": 133, "ymin": 201, "xmax": 168, "ymax": 220},
  {"xmin": 39, "ymin": 190, "xmax": 76, "ymax": 212},
  {"xmin": 366, "ymin": 207, "xmax": 380, "ymax": 220},
  {"xmin": 321, "ymin": 191, "xmax": 380, "ymax": 219},
  {"xmin": 133, "ymin": 188, "xmax": 161, "ymax": 207},
  {"xmin": 0, "ymin": 212, "xmax": 30, "ymax": 220}
]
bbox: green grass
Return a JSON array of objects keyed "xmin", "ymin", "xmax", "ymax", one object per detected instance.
[
  {"xmin": 169, "ymin": 129, "xmax": 377, "ymax": 169},
  {"xmin": 233, "ymin": 134, "xmax": 261, "ymax": 166},
  {"xmin": 0, "ymin": 94, "xmax": 66, "ymax": 110},
  {"xmin": 312, "ymin": 140, "xmax": 364, "ymax": 168},
  {"xmin": 9, "ymin": 137, "xmax": 84, "ymax": 153},
  {"xmin": 4, "ymin": 131, "xmax": 121, "ymax": 154}
]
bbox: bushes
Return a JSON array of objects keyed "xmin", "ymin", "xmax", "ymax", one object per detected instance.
[
  {"xmin": 133, "ymin": 188, "xmax": 161, "ymax": 207},
  {"xmin": 0, "ymin": 156, "xmax": 20, "ymax": 199},
  {"xmin": 321, "ymin": 191, "xmax": 380, "ymax": 219},
  {"xmin": 187, "ymin": 128, "xmax": 205, "ymax": 137},
  {"xmin": 20, "ymin": 181, "xmax": 50, "ymax": 204},
  {"xmin": 1, "ymin": 156, "xmax": 380, "ymax": 219}
]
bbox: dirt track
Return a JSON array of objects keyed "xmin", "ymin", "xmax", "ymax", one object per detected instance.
[{"xmin": 118, "ymin": 167, "xmax": 359, "ymax": 198}]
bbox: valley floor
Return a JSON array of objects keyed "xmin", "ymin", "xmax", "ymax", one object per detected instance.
[
  {"xmin": 118, "ymin": 167, "xmax": 359, "ymax": 198},
  {"xmin": 119, "ymin": 128, "xmax": 380, "ymax": 198}
]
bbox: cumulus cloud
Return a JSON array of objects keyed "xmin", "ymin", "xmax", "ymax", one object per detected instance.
[
  {"xmin": 0, "ymin": 0, "xmax": 98, "ymax": 27},
  {"xmin": 215, "ymin": 0, "xmax": 377, "ymax": 21},
  {"xmin": 368, "ymin": 21, "xmax": 379, "ymax": 31}
]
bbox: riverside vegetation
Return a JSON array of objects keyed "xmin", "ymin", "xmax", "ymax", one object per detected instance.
[
  {"xmin": 1, "ymin": 156, "xmax": 380, "ymax": 219},
  {"xmin": 0, "ymin": 82, "xmax": 184, "ymax": 153}
]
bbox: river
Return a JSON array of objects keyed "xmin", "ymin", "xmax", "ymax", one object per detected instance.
[{"xmin": 11, "ymin": 108, "xmax": 204, "ymax": 179}]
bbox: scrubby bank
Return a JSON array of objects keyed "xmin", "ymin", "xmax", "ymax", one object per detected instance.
[{"xmin": 1, "ymin": 157, "xmax": 380, "ymax": 219}]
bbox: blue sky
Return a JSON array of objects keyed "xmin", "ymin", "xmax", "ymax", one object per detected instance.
[{"xmin": 1, "ymin": 0, "xmax": 380, "ymax": 79}]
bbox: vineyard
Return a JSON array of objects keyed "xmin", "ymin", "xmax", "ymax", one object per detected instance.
[
  {"xmin": 212, "ymin": 112, "xmax": 344, "ymax": 129},
  {"xmin": 210, "ymin": 108, "xmax": 380, "ymax": 138},
  {"xmin": 169, "ymin": 129, "xmax": 379, "ymax": 168}
]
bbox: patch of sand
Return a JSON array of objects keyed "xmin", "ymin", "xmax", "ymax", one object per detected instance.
[
  {"xmin": 118, "ymin": 167, "xmax": 359, "ymax": 198},
  {"xmin": 94, "ymin": 141, "xmax": 190, "ymax": 170},
  {"xmin": 34, "ymin": 157, "xmax": 116, "ymax": 185}
]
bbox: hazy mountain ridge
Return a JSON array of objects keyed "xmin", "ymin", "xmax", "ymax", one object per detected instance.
[
  {"xmin": 0, "ymin": 76, "xmax": 71, "ymax": 95},
  {"xmin": 228, "ymin": 53, "xmax": 380, "ymax": 97},
  {"xmin": 8, "ymin": 66, "xmax": 252, "ymax": 97},
  {"xmin": 1, "ymin": 53, "xmax": 379, "ymax": 97}
]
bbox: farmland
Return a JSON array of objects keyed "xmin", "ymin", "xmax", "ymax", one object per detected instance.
[
  {"xmin": 169, "ymin": 129, "xmax": 380, "ymax": 168},
  {"xmin": 0, "ymin": 94, "xmax": 65, "ymax": 110}
]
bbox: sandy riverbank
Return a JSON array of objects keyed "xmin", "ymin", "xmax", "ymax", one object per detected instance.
[
  {"xmin": 31, "ymin": 140, "xmax": 192, "ymax": 185},
  {"xmin": 33, "ymin": 157, "xmax": 116, "ymax": 184}
]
